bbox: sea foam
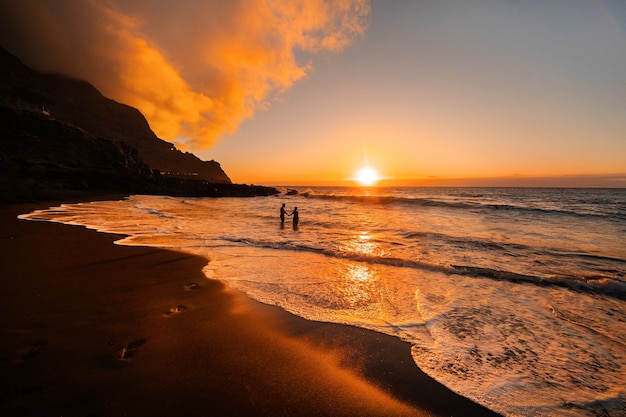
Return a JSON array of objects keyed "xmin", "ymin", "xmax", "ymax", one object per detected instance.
[{"xmin": 19, "ymin": 188, "xmax": 626, "ymax": 416}]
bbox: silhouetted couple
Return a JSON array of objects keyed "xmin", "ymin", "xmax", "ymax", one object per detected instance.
[{"xmin": 280, "ymin": 203, "xmax": 299, "ymax": 228}]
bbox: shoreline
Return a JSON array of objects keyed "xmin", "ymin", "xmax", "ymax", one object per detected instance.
[{"xmin": 1, "ymin": 199, "xmax": 502, "ymax": 416}]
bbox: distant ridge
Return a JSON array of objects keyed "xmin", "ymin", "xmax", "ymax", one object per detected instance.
[{"xmin": 0, "ymin": 46, "xmax": 278, "ymax": 202}]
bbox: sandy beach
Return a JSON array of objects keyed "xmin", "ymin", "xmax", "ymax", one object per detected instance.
[{"xmin": 1, "ymin": 197, "xmax": 501, "ymax": 417}]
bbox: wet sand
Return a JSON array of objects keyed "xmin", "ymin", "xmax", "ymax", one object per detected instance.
[{"xmin": 0, "ymin": 199, "xmax": 502, "ymax": 416}]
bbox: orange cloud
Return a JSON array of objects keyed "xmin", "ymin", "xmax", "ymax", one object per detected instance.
[{"xmin": 0, "ymin": 0, "xmax": 370, "ymax": 150}]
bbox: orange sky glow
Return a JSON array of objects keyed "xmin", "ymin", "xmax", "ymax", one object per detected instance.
[{"xmin": 1, "ymin": 0, "xmax": 625, "ymax": 187}]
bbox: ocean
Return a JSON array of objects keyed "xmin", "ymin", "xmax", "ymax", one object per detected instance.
[{"xmin": 20, "ymin": 187, "xmax": 626, "ymax": 417}]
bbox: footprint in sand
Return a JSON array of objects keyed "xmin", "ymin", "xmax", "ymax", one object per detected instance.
[
  {"xmin": 163, "ymin": 304, "xmax": 186, "ymax": 317},
  {"xmin": 118, "ymin": 338, "xmax": 147, "ymax": 360},
  {"xmin": 21, "ymin": 340, "xmax": 48, "ymax": 361},
  {"xmin": 170, "ymin": 305, "xmax": 186, "ymax": 313}
]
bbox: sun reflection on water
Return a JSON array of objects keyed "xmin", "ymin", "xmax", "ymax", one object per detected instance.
[
  {"xmin": 337, "ymin": 262, "xmax": 381, "ymax": 311},
  {"xmin": 347, "ymin": 263, "xmax": 373, "ymax": 282},
  {"xmin": 345, "ymin": 231, "xmax": 382, "ymax": 257}
]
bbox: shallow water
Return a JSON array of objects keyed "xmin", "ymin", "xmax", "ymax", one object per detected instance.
[{"xmin": 20, "ymin": 187, "xmax": 626, "ymax": 416}]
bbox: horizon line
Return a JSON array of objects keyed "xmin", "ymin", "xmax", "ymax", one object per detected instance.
[{"xmin": 255, "ymin": 173, "xmax": 626, "ymax": 188}]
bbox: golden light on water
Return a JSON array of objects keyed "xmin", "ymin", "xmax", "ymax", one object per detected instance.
[
  {"xmin": 343, "ymin": 231, "xmax": 381, "ymax": 257},
  {"xmin": 356, "ymin": 232, "xmax": 376, "ymax": 256},
  {"xmin": 347, "ymin": 263, "xmax": 374, "ymax": 282},
  {"xmin": 335, "ymin": 231, "xmax": 381, "ymax": 308},
  {"xmin": 343, "ymin": 263, "xmax": 377, "ymax": 309}
]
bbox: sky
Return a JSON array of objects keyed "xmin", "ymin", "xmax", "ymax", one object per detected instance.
[{"xmin": 1, "ymin": 0, "xmax": 626, "ymax": 186}]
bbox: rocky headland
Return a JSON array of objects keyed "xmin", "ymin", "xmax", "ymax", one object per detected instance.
[{"xmin": 0, "ymin": 47, "xmax": 278, "ymax": 203}]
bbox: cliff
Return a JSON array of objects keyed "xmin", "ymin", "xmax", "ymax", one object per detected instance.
[
  {"xmin": 0, "ymin": 46, "xmax": 230, "ymax": 184},
  {"xmin": 0, "ymin": 47, "xmax": 278, "ymax": 202}
]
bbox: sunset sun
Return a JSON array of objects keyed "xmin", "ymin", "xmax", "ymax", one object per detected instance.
[{"xmin": 355, "ymin": 167, "xmax": 380, "ymax": 186}]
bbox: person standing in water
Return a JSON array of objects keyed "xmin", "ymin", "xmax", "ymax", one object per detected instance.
[
  {"xmin": 290, "ymin": 207, "xmax": 299, "ymax": 228},
  {"xmin": 280, "ymin": 203, "xmax": 287, "ymax": 224}
]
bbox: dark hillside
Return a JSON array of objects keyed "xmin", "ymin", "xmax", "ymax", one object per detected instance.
[
  {"xmin": 0, "ymin": 47, "xmax": 278, "ymax": 203},
  {"xmin": 0, "ymin": 46, "xmax": 230, "ymax": 184}
]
